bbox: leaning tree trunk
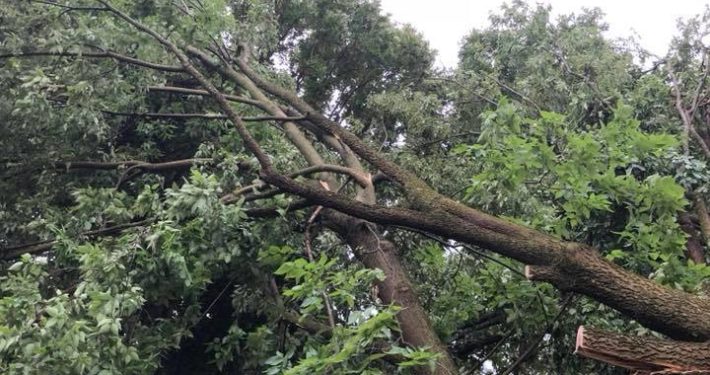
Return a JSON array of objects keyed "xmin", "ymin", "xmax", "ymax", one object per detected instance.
[{"xmin": 326, "ymin": 211, "xmax": 458, "ymax": 374}]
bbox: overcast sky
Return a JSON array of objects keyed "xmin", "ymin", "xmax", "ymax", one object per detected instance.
[{"xmin": 379, "ymin": 0, "xmax": 709, "ymax": 68}]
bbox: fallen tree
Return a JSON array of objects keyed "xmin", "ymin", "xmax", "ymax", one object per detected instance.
[{"xmin": 1, "ymin": 1, "xmax": 708, "ymax": 374}]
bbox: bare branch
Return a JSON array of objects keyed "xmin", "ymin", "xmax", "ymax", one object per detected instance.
[
  {"xmin": 289, "ymin": 164, "xmax": 370, "ymax": 188},
  {"xmin": 669, "ymin": 70, "xmax": 710, "ymax": 158},
  {"xmin": 688, "ymin": 49, "xmax": 710, "ymax": 118}
]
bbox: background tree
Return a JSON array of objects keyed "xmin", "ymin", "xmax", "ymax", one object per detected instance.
[{"xmin": 0, "ymin": 1, "xmax": 708, "ymax": 374}]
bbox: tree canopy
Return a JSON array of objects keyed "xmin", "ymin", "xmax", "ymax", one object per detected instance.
[{"xmin": 1, "ymin": 1, "xmax": 709, "ymax": 374}]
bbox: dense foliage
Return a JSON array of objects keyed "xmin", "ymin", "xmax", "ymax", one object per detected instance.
[{"xmin": 1, "ymin": 1, "xmax": 708, "ymax": 374}]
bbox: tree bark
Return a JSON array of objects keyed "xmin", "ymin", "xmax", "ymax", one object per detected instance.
[
  {"xmin": 259, "ymin": 171, "xmax": 710, "ymax": 341},
  {"xmin": 183, "ymin": 47, "xmax": 458, "ymax": 373},
  {"xmin": 679, "ymin": 212, "xmax": 706, "ymax": 264},
  {"xmin": 232, "ymin": 54, "xmax": 710, "ymax": 340},
  {"xmin": 326, "ymin": 212, "xmax": 458, "ymax": 375},
  {"xmin": 575, "ymin": 326, "xmax": 710, "ymax": 372}
]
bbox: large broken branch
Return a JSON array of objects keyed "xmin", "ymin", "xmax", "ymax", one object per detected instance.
[
  {"xmin": 235, "ymin": 56, "xmax": 710, "ymax": 341},
  {"xmin": 575, "ymin": 326, "xmax": 710, "ymax": 373}
]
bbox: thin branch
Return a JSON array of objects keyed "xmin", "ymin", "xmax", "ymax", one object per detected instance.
[
  {"xmin": 1, "ymin": 219, "xmax": 151, "ymax": 260},
  {"xmin": 464, "ymin": 330, "xmax": 515, "ymax": 375},
  {"xmin": 499, "ymin": 294, "xmax": 574, "ymax": 375},
  {"xmin": 242, "ymin": 199, "xmax": 314, "ymax": 218},
  {"xmin": 405, "ymin": 227, "xmax": 524, "ymax": 277},
  {"xmin": 303, "ymin": 204, "xmax": 337, "ymax": 329},
  {"xmin": 102, "ymin": 110, "xmax": 304, "ymax": 122},
  {"xmin": 411, "ymin": 131, "xmax": 482, "ymax": 151},
  {"xmin": 194, "ymin": 277, "xmax": 236, "ymax": 326},
  {"xmin": 115, "ymin": 158, "xmax": 212, "ymax": 188},
  {"xmin": 669, "ymin": 70, "xmax": 695, "ymax": 156},
  {"xmin": 222, "ymin": 163, "xmax": 366, "ymax": 205},
  {"xmin": 146, "ymin": 85, "xmax": 264, "ymax": 108},
  {"xmin": 186, "ymin": 47, "xmax": 343, "ymax": 179},
  {"xmin": 289, "ymin": 164, "xmax": 370, "ymax": 188},
  {"xmin": 688, "ymin": 49, "xmax": 710, "ymax": 119},
  {"xmin": 485, "ymin": 73, "xmax": 542, "ymax": 113},
  {"xmin": 242, "ymin": 188, "xmax": 283, "ymax": 203},
  {"xmin": 281, "ymin": 310, "xmax": 332, "ymax": 337},
  {"xmin": 30, "ymin": 0, "xmax": 106, "ymax": 12},
  {"xmin": 0, "ymin": 51, "xmax": 183, "ymax": 72},
  {"xmin": 669, "ymin": 70, "xmax": 710, "ymax": 158},
  {"xmin": 54, "ymin": 160, "xmax": 147, "ymax": 170}
]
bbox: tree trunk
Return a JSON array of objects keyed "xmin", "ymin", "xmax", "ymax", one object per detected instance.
[
  {"xmin": 679, "ymin": 212, "xmax": 706, "ymax": 264},
  {"xmin": 326, "ymin": 211, "xmax": 458, "ymax": 375}
]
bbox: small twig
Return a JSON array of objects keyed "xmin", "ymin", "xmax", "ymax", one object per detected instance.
[
  {"xmin": 499, "ymin": 294, "xmax": 574, "ymax": 375},
  {"xmin": 485, "ymin": 73, "xmax": 542, "ymax": 113},
  {"xmin": 411, "ymin": 131, "xmax": 482, "ymax": 150},
  {"xmin": 303, "ymin": 183, "xmax": 336, "ymax": 329},
  {"xmin": 669, "ymin": 70, "xmax": 710, "ymax": 158},
  {"xmin": 304, "ymin": 206, "xmax": 324, "ymax": 262},
  {"xmin": 405, "ymin": 227, "xmax": 524, "ymax": 277},
  {"xmin": 688, "ymin": 49, "xmax": 710, "ymax": 120},
  {"xmin": 464, "ymin": 330, "xmax": 515, "ymax": 375},
  {"xmin": 195, "ymin": 277, "xmax": 236, "ymax": 325}
]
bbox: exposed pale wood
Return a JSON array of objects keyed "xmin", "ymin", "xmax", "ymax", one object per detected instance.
[{"xmin": 576, "ymin": 326, "xmax": 710, "ymax": 372}]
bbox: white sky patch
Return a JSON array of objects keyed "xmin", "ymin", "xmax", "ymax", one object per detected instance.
[{"xmin": 379, "ymin": 0, "xmax": 709, "ymax": 68}]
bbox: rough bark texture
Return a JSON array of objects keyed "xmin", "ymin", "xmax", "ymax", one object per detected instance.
[
  {"xmin": 575, "ymin": 326, "xmax": 710, "ymax": 372},
  {"xmin": 326, "ymin": 211, "xmax": 458, "ymax": 375},
  {"xmin": 234, "ymin": 49, "xmax": 710, "ymax": 340},
  {"xmin": 526, "ymin": 247, "xmax": 710, "ymax": 341},
  {"xmin": 260, "ymin": 172, "xmax": 710, "ymax": 341},
  {"xmin": 22, "ymin": 10, "xmax": 710, "ymax": 370},
  {"xmin": 679, "ymin": 212, "xmax": 706, "ymax": 264}
]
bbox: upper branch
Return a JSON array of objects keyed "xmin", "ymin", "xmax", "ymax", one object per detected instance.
[
  {"xmin": 97, "ymin": 0, "xmax": 274, "ymax": 172},
  {"xmin": 102, "ymin": 110, "xmax": 305, "ymax": 122},
  {"xmin": 146, "ymin": 85, "xmax": 266, "ymax": 112},
  {"xmin": 0, "ymin": 51, "xmax": 184, "ymax": 72},
  {"xmin": 1, "ymin": 219, "xmax": 151, "ymax": 260}
]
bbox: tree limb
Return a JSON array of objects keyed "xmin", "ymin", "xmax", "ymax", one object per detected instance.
[
  {"xmin": 102, "ymin": 110, "xmax": 305, "ymax": 122},
  {"xmin": 1, "ymin": 219, "xmax": 152, "ymax": 260},
  {"xmin": 146, "ymin": 85, "xmax": 264, "ymax": 108},
  {"xmin": 0, "ymin": 50, "xmax": 184, "ymax": 72},
  {"xmin": 575, "ymin": 326, "xmax": 710, "ymax": 372}
]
